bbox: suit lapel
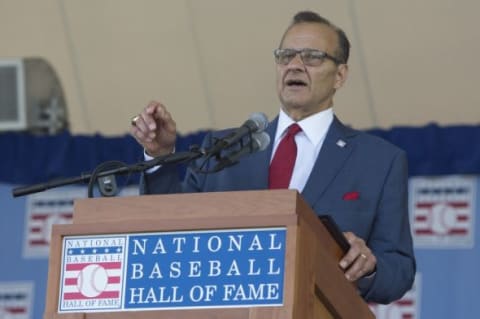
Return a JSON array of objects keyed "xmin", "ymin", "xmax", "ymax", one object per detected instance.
[{"xmin": 301, "ymin": 117, "xmax": 357, "ymax": 206}]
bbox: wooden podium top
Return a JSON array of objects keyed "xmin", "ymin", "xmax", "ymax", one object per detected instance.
[{"xmin": 73, "ymin": 189, "xmax": 304, "ymax": 226}]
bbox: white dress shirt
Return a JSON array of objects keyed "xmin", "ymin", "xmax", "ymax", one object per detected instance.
[{"xmin": 272, "ymin": 108, "xmax": 334, "ymax": 192}]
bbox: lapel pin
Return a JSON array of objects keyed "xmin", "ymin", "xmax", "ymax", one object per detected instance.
[{"xmin": 336, "ymin": 139, "xmax": 347, "ymax": 148}]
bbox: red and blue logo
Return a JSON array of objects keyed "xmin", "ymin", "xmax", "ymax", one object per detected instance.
[
  {"xmin": 410, "ymin": 176, "xmax": 475, "ymax": 248},
  {"xmin": 59, "ymin": 236, "xmax": 126, "ymax": 311}
]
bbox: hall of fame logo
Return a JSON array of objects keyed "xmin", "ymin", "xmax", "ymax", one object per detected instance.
[
  {"xmin": 0, "ymin": 281, "xmax": 34, "ymax": 319},
  {"xmin": 369, "ymin": 274, "xmax": 421, "ymax": 319},
  {"xmin": 409, "ymin": 176, "xmax": 476, "ymax": 248},
  {"xmin": 59, "ymin": 236, "xmax": 126, "ymax": 311}
]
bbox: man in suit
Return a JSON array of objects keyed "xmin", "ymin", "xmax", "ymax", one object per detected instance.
[{"xmin": 130, "ymin": 11, "xmax": 415, "ymax": 304}]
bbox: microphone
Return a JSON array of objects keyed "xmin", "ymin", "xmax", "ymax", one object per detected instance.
[
  {"xmin": 206, "ymin": 112, "xmax": 268, "ymax": 156},
  {"xmin": 213, "ymin": 131, "xmax": 271, "ymax": 172}
]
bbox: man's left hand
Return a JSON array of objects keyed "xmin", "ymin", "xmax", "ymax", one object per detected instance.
[{"xmin": 339, "ymin": 232, "xmax": 377, "ymax": 281}]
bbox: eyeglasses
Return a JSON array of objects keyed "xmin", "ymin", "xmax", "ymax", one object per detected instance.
[{"xmin": 274, "ymin": 48, "xmax": 342, "ymax": 66}]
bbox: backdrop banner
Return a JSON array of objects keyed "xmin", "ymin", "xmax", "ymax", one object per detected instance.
[{"xmin": 1, "ymin": 125, "xmax": 479, "ymax": 319}]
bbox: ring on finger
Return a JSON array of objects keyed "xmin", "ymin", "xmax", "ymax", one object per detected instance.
[{"xmin": 131, "ymin": 115, "xmax": 140, "ymax": 126}]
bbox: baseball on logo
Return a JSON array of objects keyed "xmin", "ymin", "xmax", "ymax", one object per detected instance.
[{"xmin": 77, "ymin": 264, "xmax": 108, "ymax": 297}]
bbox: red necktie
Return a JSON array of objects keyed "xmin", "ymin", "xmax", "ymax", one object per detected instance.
[{"xmin": 269, "ymin": 123, "xmax": 302, "ymax": 189}]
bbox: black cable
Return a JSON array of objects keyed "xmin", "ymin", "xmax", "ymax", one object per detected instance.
[{"xmin": 87, "ymin": 160, "xmax": 129, "ymax": 198}]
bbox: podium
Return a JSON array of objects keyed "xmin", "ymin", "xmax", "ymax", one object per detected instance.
[{"xmin": 44, "ymin": 190, "xmax": 374, "ymax": 319}]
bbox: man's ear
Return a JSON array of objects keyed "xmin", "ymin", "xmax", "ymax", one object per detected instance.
[{"xmin": 334, "ymin": 64, "xmax": 349, "ymax": 89}]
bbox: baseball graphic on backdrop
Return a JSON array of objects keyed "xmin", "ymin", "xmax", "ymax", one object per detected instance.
[
  {"xmin": 430, "ymin": 202, "xmax": 456, "ymax": 235},
  {"xmin": 77, "ymin": 264, "xmax": 108, "ymax": 297}
]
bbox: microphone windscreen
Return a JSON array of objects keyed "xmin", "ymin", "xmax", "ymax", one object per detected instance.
[
  {"xmin": 252, "ymin": 131, "xmax": 271, "ymax": 151},
  {"xmin": 248, "ymin": 112, "xmax": 269, "ymax": 131}
]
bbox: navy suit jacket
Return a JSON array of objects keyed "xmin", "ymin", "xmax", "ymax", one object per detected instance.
[{"xmin": 141, "ymin": 116, "xmax": 416, "ymax": 304}]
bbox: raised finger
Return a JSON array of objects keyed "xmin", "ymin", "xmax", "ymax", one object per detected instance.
[
  {"xmin": 159, "ymin": 109, "xmax": 177, "ymax": 133},
  {"xmin": 144, "ymin": 101, "xmax": 166, "ymax": 130}
]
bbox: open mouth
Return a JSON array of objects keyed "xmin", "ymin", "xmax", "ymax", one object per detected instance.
[{"xmin": 285, "ymin": 79, "xmax": 307, "ymax": 87}]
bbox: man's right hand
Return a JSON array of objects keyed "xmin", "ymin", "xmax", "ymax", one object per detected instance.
[{"xmin": 130, "ymin": 101, "xmax": 177, "ymax": 157}]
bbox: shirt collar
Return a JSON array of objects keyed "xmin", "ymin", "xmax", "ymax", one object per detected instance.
[{"xmin": 275, "ymin": 108, "xmax": 334, "ymax": 147}]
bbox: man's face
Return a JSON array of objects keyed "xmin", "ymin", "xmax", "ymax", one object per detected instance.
[{"xmin": 276, "ymin": 23, "xmax": 348, "ymax": 120}]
